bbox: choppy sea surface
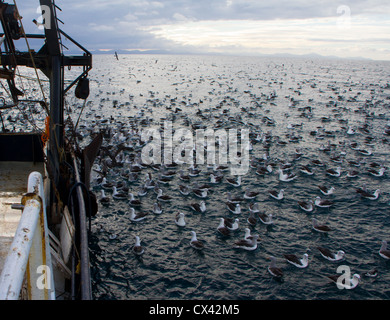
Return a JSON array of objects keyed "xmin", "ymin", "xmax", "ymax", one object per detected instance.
[{"xmin": 78, "ymin": 54, "xmax": 390, "ymax": 300}]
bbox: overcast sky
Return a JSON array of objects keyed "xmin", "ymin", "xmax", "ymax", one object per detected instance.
[{"xmin": 19, "ymin": 0, "xmax": 390, "ymax": 60}]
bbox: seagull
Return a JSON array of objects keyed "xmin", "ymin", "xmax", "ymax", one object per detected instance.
[
  {"xmin": 243, "ymin": 189, "xmax": 260, "ymax": 200},
  {"xmin": 278, "ymin": 169, "xmax": 297, "ymax": 182},
  {"xmin": 175, "ymin": 212, "xmax": 186, "ymax": 227},
  {"xmin": 326, "ymin": 166, "xmax": 341, "ymax": 177},
  {"xmin": 112, "ymin": 186, "xmax": 128, "ymax": 200},
  {"xmin": 312, "ymin": 218, "xmax": 332, "ymax": 233},
  {"xmin": 224, "ymin": 218, "xmax": 239, "ymax": 231},
  {"xmin": 269, "ymin": 189, "xmax": 284, "ymax": 200},
  {"xmin": 367, "ymin": 167, "xmax": 385, "ymax": 177},
  {"xmin": 227, "ymin": 202, "xmax": 241, "ymax": 214},
  {"xmin": 249, "ymin": 202, "xmax": 260, "ymax": 213},
  {"xmin": 178, "ymin": 184, "xmax": 191, "ymax": 196},
  {"xmin": 327, "ymin": 273, "xmax": 360, "ymax": 290},
  {"xmin": 257, "ymin": 212, "xmax": 273, "ymax": 225},
  {"xmin": 226, "ymin": 175, "xmax": 242, "ymax": 187},
  {"xmin": 379, "ymin": 240, "xmax": 390, "ymax": 259},
  {"xmin": 233, "ymin": 234, "xmax": 259, "ymax": 251},
  {"xmin": 356, "ymin": 187, "xmax": 380, "ymax": 200},
  {"xmin": 298, "ymin": 200, "xmax": 314, "ymax": 212},
  {"xmin": 132, "ymin": 235, "xmax": 145, "ymax": 256},
  {"xmin": 129, "ymin": 193, "xmax": 142, "ymax": 206},
  {"xmin": 217, "ymin": 218, "xmax": 230, "ymax": 236},
  {"xmin": 267, "ymin": 256, "xmax": 283, "ymax": 279},
  {"xmin": 318, "ymin": 185, "xmax": 335, "ymax": 195},
  {"xmin": 317, "ymin": 247, "xmax": 345, "ymax": 261},
  {"xmin": 153, "ymin": 202, "xmax": 163, "ymax": 214},
  {"xmin": 156, "ymin": 189, "xmax": 172, "ymax": 202},
  {"xmin": 190, "ymin": 231, "xmax": 204, "ymax": 250},
  {"xmin": 189, "ymin": 200, "xmax": 206, "ymax": 213},
  {"xmin": 99, "ymin": 189, "xmax": 110, "ymax": 204},
  {"xmin": 314, "ymin": 196, "xmax": 334, "ymax": 208},
  {"xmin": 129, "ymin": 208, "xmax": 148, "ymax": 222},
  {"xmin": 284, "ymin": 253, "xmax": 309, "ymax": 268}
]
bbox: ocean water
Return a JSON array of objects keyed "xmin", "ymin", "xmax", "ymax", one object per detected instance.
[{"xmin": 79, "ymin": 54, "xmax": 390, "ymax": 300}]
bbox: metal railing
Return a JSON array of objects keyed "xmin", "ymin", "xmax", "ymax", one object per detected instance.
[{"xmin": 0, "ymin": 172, "xmax": 55, "ymax": 300}]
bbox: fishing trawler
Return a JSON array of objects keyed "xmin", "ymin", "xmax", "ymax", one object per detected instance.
[{"xmin": 0, "ymin": 1, "xmax": 99, "ymax": 299}]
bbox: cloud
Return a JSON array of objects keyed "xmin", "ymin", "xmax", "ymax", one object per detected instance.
[{"xmin": 14, "ymin": 1, "xmax": 390, "ymax": 60}]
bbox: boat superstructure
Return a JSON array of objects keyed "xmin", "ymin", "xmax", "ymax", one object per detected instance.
[{"xmin": 0, "ymin": 1, "xmax": 98, "ymax": 300}]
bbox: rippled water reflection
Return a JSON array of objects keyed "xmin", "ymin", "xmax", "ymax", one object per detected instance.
[{"xmin": 82, "ymin": 55, "xmax": 390, "ymax": 300}]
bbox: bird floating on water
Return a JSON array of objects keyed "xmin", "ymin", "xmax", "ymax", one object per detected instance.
[
  {"xmin": 356, "ymin": 187, "xmax": 380, "ymax": 200},
  {"xmin": 175, "ymin": 212, "xmax": 186, "ymax": 227},
  {"xmin": 224, "ymin": 218, "xmax": 239, "ymax": 231},
  {"xmin": 129, "ymin": 207, "xmax": 148, "ymax": 222},
  {"xmin": 190, "ymin": 231, "xmax": 204, "ymax": 250},
  {"xmin": 327, "ymin": 273, "xmax": 360, "ymax": 290},
  {"xmin": 258, "ymin": 212, "xmax": 273, "ymax": 225},
  {"xmin": 317, "ymin": 247, "xmax": 345, "ymax": 261},
  {"xmin": 284, "ymin": 253, "xmax": 309, "ymax": 268},
  {"xmin": 217, "ymin": 218, "xmax": 230, "ymax": 236},
  {"xmin": 379, "ymin": 240, "xmax": 390, "ymax": 259},
  {"xmin": 269, "ymin": 189, "xmax": 284, "ymax": 200},
  {"xmin": 298, "ymin": 200, "xmax": 314, "ymax": 212},
  {"xmin": 268, "ymin": 256, "xmax": 283, "ymax": 279},
  {"xmin": 314, "ymin": 196, "xmax": 333, "ymax": 208},
  {"xmin": 233, "ymin": 234, "xmax": 259, "ymax": 251},
  {"xmin": 312, "ymin": 218, "xmax": 332, "ymax": 233},
  {"xmin": 318, "ymin": 185, "xmax": 335, "ymax": 195},
  {"xmin": 132, "ymin": 235, "xmax": 145, "ymax": 256}
]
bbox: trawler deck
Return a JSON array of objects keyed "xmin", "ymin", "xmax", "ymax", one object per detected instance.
[{"xmin": 0, "ymin": 161, "xmax": 44, "ymax": 274}]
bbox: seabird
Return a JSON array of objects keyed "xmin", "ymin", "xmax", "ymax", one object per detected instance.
[
  {"xmin": 300, "ymin": 165, "xmax": 314, "ymax": 175},
  {"xmin": 217, "ymin": 218, "xmax": 230, "ymax": 236},
  {"xmin": 247, "ymin": 211, "xmax": 257, "ymax": 226},
  {"xmin": 243, "ymin": 189, "xmax": 260, "ymax": 199},
  {"xmin": 258, "ymin": 212, "xmax": 273, "ymax": 225},
  {"xmin": 101, "ymin": 177, "xmax": 114, "ymax": 190},
  {"xmin": 132, "ymin": 235, "xmax": 145, "ymax": 256},
  {"xmin": 210, "ymin": 173, "xmax": 223, "ymax": 184},
  {"xmin": 317, "ymin": 247, "xmax": 345, "ymax": 261},
  {"xmin": 267, "ymin": 256, "xmax": 283, "ymax": 278},
  {"xmin": 364, "ymin": 268, "xmax": 378, "ymax": 278},
  {"xmin": 326, "ymin": 166, "xmax": 341, "ymax": 177},
  {"xmin": 129, "ymin": 193, "xmax": 142, "ymax": 206},
  {"xmin": 312, "ymin": 218, "xmax": 332, "ymax": 233},
  {"xmin": 153, "ymin": 202, "xmax": 163, "ymax": 214},
  {"xmin": 278, "ymin": 169, "xmax": 297, "ymax": 182},
  {"xmin": 224, "ymin": 218, "xmax": 239, "ymax": 231},
  {"xmin": 327, "ymin": 273, "xmax": 360, "ymax": 289},
  {"xmin": 298, "ymin": 200, "xmax": 314, "ymax": 212},
  {"xmin": 226, "ymin": 175, "xmax": 241, "ymax": 187},
  {"xmin": 249, "ymin": 202, "xmax": 260, "ymax": 213},
  {"xmin": 269, "ymin": 189, "xmax": 284, "ymax": 200},
  {"xmin": 112, "ymin": 186, "xmax": 128, "ymax": 200},
  {"xmin": 356, "ymin": 187, "xmax": 380, "ymax": 200},
  {"xmin": 178, "ymin": 184, "xmax": 191, "ymax": 196},
  {"xmin": 156, "ymin": 189, "xmax": 172, "ymax": 202},
  {"xmin": 190, "ymin": 231, "xmax": 204, "ymax": 250},
  {"xmin": 284, "ymin": 253, "xmax": 309, "ymax": 268},
  {"xmin": 175, "ymin": 212, "xmax": 186, "ymax": 227},
  {"xmin": 227, "ymin": 202, "xmax": 241, "ymax": 214},
  {"xmin": 99, "ymin": 189, "xmax": 110, "ymax": 204},
  {"xmin": 367, "ymin": 167, "xmax": 386, "ymax": 177},
  {"xmin": 379, "ymin": 240, "xmax": 390, "ymax": 259},
  {"xmin": 129, "ymin": 208, "xmax": 148, "ymax": 222},
  {"xmin": 190, "ymin": 200, "xmax": 206, "ymax": 213},
  {"xmin": 233, "ymin": 234, "xmax": 259, "ymax": 251},
  {"xmin": 318, "ymin": 185, "xmax": 335, "ymax": 195},
  {"xmin": 314, "ymin": 196, "xmax": 334, "ymax": 208}
]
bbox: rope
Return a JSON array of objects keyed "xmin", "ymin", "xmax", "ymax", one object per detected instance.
[{"xmin": 12, "ymin": 0, "xmax": 49, "ymax": 114}]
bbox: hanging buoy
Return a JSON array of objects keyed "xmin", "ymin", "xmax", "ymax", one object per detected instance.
[{"xmin": 75, "ymin": 77, "xmax": 90, "ymax": 99}]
